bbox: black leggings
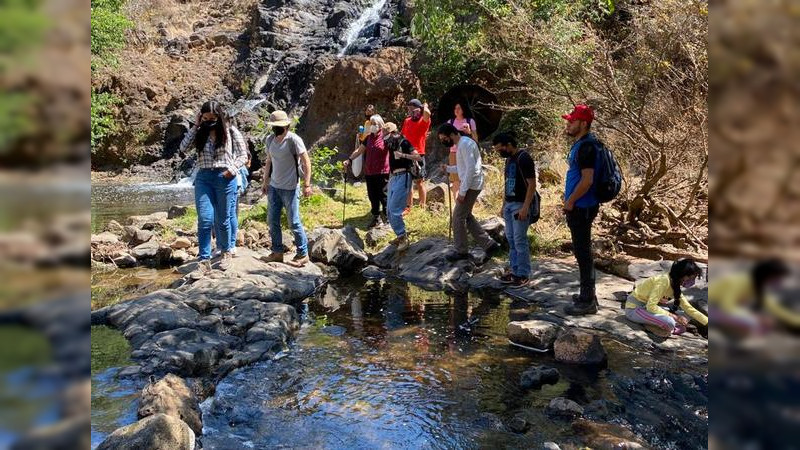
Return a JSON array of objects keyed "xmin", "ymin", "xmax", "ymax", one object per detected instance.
[{"xmin": 365, "ymin": 174, "xmax": 389, "ymax": 217}]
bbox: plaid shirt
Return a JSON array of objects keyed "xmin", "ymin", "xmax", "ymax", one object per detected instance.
[{"xmin": 179, "ymin": 125, "xmax": 248, "ymax": 175}]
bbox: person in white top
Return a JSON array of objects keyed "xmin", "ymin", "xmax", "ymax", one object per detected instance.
[{"xmin": 438, "ymin": 123, "xmax": 498, "ymax": 261}]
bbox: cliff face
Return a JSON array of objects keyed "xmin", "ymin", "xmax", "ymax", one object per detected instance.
[{"xmin": 92, "ymin": 0, "xmax": 413, "ymax": 178}]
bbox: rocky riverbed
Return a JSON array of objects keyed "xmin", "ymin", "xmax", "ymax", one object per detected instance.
[{"xmin": 90, "ymin": 203, "xmax": 708, "ymax": 449}]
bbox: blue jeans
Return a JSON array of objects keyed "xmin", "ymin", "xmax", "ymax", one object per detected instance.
[
  {"xmin": 503, "ymin": 201, "xmax": 531, "ymax": 278},
  {"xmin": 195, "ymin": 168, "xmax": 237, "ymax": 260},
  {"xmin": 268, "ymin": 186, "xmax": 308, "ymax": 255},
  {"xmin": 229, "ymin": 195, "xmax": 240, "ymax": 249},
  {"xmin": 387, "ymin": 172, "xmax": 412, "ymax": 237}
]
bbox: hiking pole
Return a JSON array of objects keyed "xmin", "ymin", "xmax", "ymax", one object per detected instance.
[
  {"xmin": 342, "ymin": 166, "xmax": 347, "ymax": 226},
  {"xmin": 447, "ymin": 181, "xmax": 453, "ymax": 240}
]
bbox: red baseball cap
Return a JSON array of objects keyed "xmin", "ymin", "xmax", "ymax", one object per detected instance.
[{"xmin": 562, "ymin": 104, "xmax": 594, "ymax": 123}]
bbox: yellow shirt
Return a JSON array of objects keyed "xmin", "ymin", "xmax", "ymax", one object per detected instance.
[
  {"xmin": 628, "ymin": 274, "xmax": 708, "ymax": 326},
  {"xmin": 708, "ymin": 273, "xmax": 800, "ymax": 328}
]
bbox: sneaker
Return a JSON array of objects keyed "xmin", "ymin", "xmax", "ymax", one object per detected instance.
[
  {"xmin": 291, "ymin": 253, "xmax": 309, "ymax": 267},
  {"xmin": 260, "ymin": 252, "xmax": 284, "ymax": 263},
  {"xmin": 402, "ymin": 207, "xmax": 410, "ymax": 216},
  {"xmin": 395, "ymin": 235, "xmax": 409, "ymax": 252},
  {"xmin": 565, "ymin": 298, "xmax": 599, "ymax": 316},
  {"xmin": 646, "ymin": 325, "xmax": 673, "ymax": 338},
  {"xmin": 211, "ymin": 249, "xmax": 223, "ymax": 260},
  {"xmin": 368, "ymin": 215, "xmax": 381, "ymax": 228},
  {"xmin": 445, "ymin": 250, "xmax": 470, "ymax": 262},
  {"xmin": 499, "ymin": 273, "xmax": 516, "ymax": 284},
  {"xmin": 509, "ymin": 275, "xmax": 529, "ymax": 287},
  {"xmin": 229, "ymin": 247, "xmax": 237, "ymax": 257},
  {"xmin": 217, "ymin": 252, "xmax": 233, "ymax": 271}
]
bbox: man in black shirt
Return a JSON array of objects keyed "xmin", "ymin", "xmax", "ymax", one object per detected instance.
[
  {"xmin": 383, "ymin": 122, "xmax": 422, "ymax": 251},
  {"xmin": 492, "ymin": 132, "xmax": 538, "ymax": 286}
]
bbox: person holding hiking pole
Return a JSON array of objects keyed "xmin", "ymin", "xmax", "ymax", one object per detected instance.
[
  {"xmin": 383, "ymin": 122, "xmax": 421, "ymax": 251},
  {"xmin": 344, "ymin": 115, "xmax": 390, "ymax": 228},
  {"xmin": 438, "ymin": 123, "xmax": 498, "ymax": 261}
]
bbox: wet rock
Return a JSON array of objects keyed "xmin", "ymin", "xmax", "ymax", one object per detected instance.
[
  {"xmin": 104, "ymin": 219, "xmax": 125, "ymax": 235},
  {"xmin": 171, "ymin": 249, "xmax": 190, "ymax": 265},
  {"xmin": 361, "ymin": 265, "xmax": 386, "ymax": 280},
  {"xmin": 138, "ymin": 327, "xmax": 239, "ymax": 376},
  {"xmin": 10, "ymin": 417, "xmax": 90, "ymax": 450},
  {"xmin": 124, "ymin": 226, "xmax": 154, "ymax": 246},
  {"xmin": 91, "ymin": 232, "xmax": 119, "ymax": 245},
  {"xmin": 372, "ymin": 237, "xmax": 474, "ymax": 290},
  {"xmin": 365, "ymin": 225, "xmax": 391, "ymax": 247},
  {"xmin": 321, "ymin": 325, "xmax": 347, "ymax": 336},
  {"xmin": 571, "ymin": 419, "xmax": 646, "ymax": 449},
  {"xmin": 520, "ymin": 365, "xmax": 560, "ymax": 390},
  {"xmin": 118, "ymin": 365, "xmax": 142, "ymax": 378},
  {"xmin": 308, "ymin": 226, "xmax": 368, "ymax": 274},
  {"xmin": 554, "ymin": 329, "xmax": 608, "ymax": 366},
  {"xmin": 138, "ymin": 374, "xmax": 203, "ymax": 435},
  {"xmin": 96, "ymin": 413, "xmax": 195, "ymax": 450},
  {"xmin": 131, "ymin": 240, "xmax": 160, "ymax": 259},
  {"xmin": 111, "ymin": 252, "xmax": 137, "ymax": 268},
  {"xmin": 508, "ymin": 415, "xmax": 529, "ymax": 433},
  {"xmin": 547, "ymin": 397, "xmax": 584, "ymax": 418},
  {"xmin": 93, "ymin": 290, "xmax": 200, "ymax": 345},
  {"xmin": 507, "ymin": 320, "xmax": 559, "ymax": 349},
  {"xmin": 170, "ymin": 237, "xmax": 192, "ymax": 249},
  {"xmin": 542, "ymin": 442, "xmax": 561, "ymax": 450},
  {"xmin": 479, "ymin": 216, "xmax": 506, "ymax": 246}
]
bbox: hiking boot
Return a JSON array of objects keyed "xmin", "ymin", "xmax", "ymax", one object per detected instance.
[
  {"xmin": 368, "ymin": 215, "xmax": 381, "ymax": 228},
  {"xmin": 217, "ymin": 252, "xmax": 233, "ymax": 271},
  {"xmin": 571, "ymin": 294, "xmax": 581, "ymax": 303},
  {"xmin": 394, "ymin": 234, "xmax": 409, "ymax": 252},
  {"xmin": 565, "ymin": 297, "xmax": 598, "ymax": 316},
  {"xmin": 291, "ymin": 253, "xmax": 309, "ymax": 267},
  {"xmin": 508, "ymin": 275, "xmax": 530, "ymax": 287},
  {"xmin": 499, "ymin": 273, "xmax": 516, "ymax": 284},
  {"xmin": 260, "ymin": 252, "xmax": 284, "ymax": 263}
]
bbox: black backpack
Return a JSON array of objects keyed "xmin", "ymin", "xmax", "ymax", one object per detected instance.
[{"xmin": 586, "ymin": 136, "xmax": 622, "ymax": 203}]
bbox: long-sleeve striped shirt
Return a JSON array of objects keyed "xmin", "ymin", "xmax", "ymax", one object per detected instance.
[{"xmin": 178, "ymin": 125, "xmax": 248, "ymax": 175}]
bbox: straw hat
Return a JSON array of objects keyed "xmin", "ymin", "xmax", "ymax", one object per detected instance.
[{"xmin": 266, "ymin": 110, "xmax": 292, "ymax": 127}]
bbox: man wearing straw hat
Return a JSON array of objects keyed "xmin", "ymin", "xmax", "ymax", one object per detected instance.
[{"xmin": 260, "ymin": 110, "xmax": 313, "ymax": 266}]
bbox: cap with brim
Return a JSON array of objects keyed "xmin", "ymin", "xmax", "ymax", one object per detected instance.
[
  {"xmin": 383, "ymin": 122, "xmax": 398, "ymax": 133},
  {"xmin": 266, "ymin": 110, "xmax": 292, "ymax": 127},
  {"xmin": 561, "ymin": 104, "xmax": 594, "ymax": 123},
  {"xmin": 407, "ymin": 99, "xmax": 423, "ymax": 108}
]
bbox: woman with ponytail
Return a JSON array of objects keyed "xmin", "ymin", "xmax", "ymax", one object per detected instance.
[
  {"xmin": 624, "ymin": 258, "xmax": 707, "ymax": 337},
  {"xmin": 178, "ymin": 100, "xmax": 248, "ymax": 272},
  {"xmin": 709, "ymin": 259, "xmax": 798, "ymax": 336}
]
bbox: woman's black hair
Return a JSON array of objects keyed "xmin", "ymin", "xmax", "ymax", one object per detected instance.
[
  {"xmin": 453, "ymin": 100, "xmax": 474, "ymax": 120},
  {"xmin": 195, "ymin": 100, "xmax": 229, "ymax": 157},
  {"xmin": 669, "ymin": 258, "xmax": 704, "ymax": 312},
  {"xmin": 751, "ymin": 258, "xmax": 789, "ymax": 311}
]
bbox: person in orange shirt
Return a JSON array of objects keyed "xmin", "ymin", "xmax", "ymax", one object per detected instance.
[{"xmin": 401, "ymin": 99, "xmax": 431, "ymax": 212}]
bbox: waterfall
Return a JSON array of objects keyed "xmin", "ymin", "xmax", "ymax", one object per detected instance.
[{"xmin": 337, "ymin": 0, "xmax": 388, "ymax": 56}]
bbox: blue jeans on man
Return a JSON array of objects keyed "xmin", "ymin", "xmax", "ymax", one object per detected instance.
[
  {"xmin": 387, "ymin": 173, "xmax": 412, "ymax": 237},
  {"xmin": 502, "ymin": 201, "xmax": 531, "ymax": 278},
  {"xmin": 195, "ymin": 168, "xmax": 237, "ymax": 260},
  {"xmin": 268, "ymin": 186, "xmax": 308, "ymax": 256}
]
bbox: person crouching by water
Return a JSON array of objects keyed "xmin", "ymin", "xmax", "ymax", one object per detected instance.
[
  {"xmin": 259, "ymin": 110, "xmax": 313, "ymax": 267},
  {"xmin": 625, "ymin": 258, "xmax": 707, "ymax": 337},
  {"xmin": 178, "ymin": 100, "xmax": 248, "ymax": 272},
  {"xmin": 382, "ymin": 122, "xmax": 421, "ymax": 251},
  {"xmin": 344, "ymin": 114, "xmax": 389, "ymax": 228}
]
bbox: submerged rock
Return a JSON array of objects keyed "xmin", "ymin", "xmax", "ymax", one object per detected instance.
[
  {"xmin": 547, "ymin": 397, "xmax": 584, "ymax": 418},
  {"xmin": 138, "ymin": 374, "xmax": 202, "ymax": 435},
  {"xmin": 96, "ymin": 413, "xmax": 195, "ymax": 450},
  {"xmin": 553, "ymin": 329, "xmax": 608, "ymax": 366},
  {"xmin": 520, "ymin": 365, "xmax": 560, "ymax": 390}
]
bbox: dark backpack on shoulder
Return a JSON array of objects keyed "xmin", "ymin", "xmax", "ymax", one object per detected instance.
[{"xmin": 587, "ymin": 136, "xmax": 622, "ymax": 203}]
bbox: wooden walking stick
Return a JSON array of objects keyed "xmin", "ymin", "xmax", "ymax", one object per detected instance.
[
  {"xmin": 447, "ymin": 181, "xmax": 453, "ymax": 240},
  {"xmin": 342, "ymin": 165, "xmax": 347, "ymax": 226}
]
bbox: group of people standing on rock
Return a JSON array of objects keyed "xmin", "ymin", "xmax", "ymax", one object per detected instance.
[{"xmin": 176, "ymin": 98, "xmax": 712, "ymax": 336}]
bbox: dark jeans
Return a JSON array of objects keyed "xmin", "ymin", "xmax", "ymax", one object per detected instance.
[
  {"xmin": 566, "ymin": 205, "xmax": 599, "ymax": 301},
  {"xmin": 365, "ymin": 174, "xmax": 389, "ymax": 217}
]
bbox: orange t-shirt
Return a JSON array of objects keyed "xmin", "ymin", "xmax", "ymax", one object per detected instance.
[{"xmin": 401, "ymin": 116, "xmax": 431, "ymax": 155}]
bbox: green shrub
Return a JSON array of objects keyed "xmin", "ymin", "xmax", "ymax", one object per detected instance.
[
  {"xmin": 91, "ymin": 91, "xmax": 121, "ymax": 149},
  {"xmin": 308, "ymin": 146, "xmax": 343, "ymax": 187},
  {"xmin": 90, "ymin": 3, "xmax": 131, "ymax": 68}
]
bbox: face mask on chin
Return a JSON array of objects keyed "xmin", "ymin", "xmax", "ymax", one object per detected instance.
[{"xmin": 272, "ymin": 126, "xmax": 286, "ymax": 135}]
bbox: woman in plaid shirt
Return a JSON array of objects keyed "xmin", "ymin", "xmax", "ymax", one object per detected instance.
[{"xmin": 178, "ymin": 100, "xmax": 248, "ymax": 272}]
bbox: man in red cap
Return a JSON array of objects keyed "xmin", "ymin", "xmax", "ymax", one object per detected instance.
[{"xmin": 562, "ymin": 104, "xmax": 600, "ymax": 315}]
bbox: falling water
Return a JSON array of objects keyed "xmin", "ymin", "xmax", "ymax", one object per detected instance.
[{"xmin": 337, "ymin": 0, "xmax": 388, "ymax": 56}]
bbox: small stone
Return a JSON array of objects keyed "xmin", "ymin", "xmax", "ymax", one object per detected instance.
[
  {"xmin": 168, "ymin": 205, "xmax": 189, "ymax": 219},
  {"xmin": 91, "ymin": 232, "xmax": 119, "ymax": 245},
  {"xmin": 520, "ymin": 365, "xmax": 560, "ymax": 390},
  {"xmin": 111, "ymin": 252, "xmax": 137, "ymax": 268},
  {"xmin": 131, "ymin": 240, "xmax": 160, "ymax": 259},
  {"xmin": 105, "ymin": 219, "xmax": 125, "ymax": 235},
  {"xmin": 553, "ymin": 329, "xmax": 608, "ymax": 365},
  {"xmin": 170, "ymin": 237, "xmax": 192, "ymax": 249},
  {"xmin": 542, "ymin": 442, "xmax": 561, "ymax": 450},
  {"xmin": 547, "ymin": 397, "xmax": 584, "ymax": 418},
  {"xmin": 508, "ymin": 415, "xmax": 529, "ymax": 433},
  {"xmin": 171, "ymin": 249, "xmax": 190, "ymax": 265},
  {"xmin": 125, "ymin": 226, "xmax": 154, "ymax": 246},
  {"xmin": 361, "ymin": 265, "xmax": 386, "ymax": 279}
]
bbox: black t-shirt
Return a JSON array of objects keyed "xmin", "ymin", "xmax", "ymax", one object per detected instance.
[
  {"xmin": 504, "ymin": 150, "xmax": 536, "ymax": 203},
  {"xmin": 576, "ymin": 141, "xmax": 596, "ymax": 169},
  {"xmin": 386, "ymin": 135, "xmax": 416, "ymax": 172}
]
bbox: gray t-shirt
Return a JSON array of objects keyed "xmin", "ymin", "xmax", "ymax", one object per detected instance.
[{"xmin": 266, "ymin": 131, "xmax": 307, "ymax": 190}]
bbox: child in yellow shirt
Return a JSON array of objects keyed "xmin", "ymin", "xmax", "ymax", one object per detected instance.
[{"xmin": 625, "ymin": 258, "xmax": 707, "ymax": 336}]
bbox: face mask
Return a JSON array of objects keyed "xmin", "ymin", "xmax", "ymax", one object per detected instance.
[
  {"xmin": 272, "ymin": 126, "xmax": 286, "ymax": 135},
  {"xmin": 200, "ymin": 120, "xmax": 218, "ymax": 129},
  {"xmin": 440, "ymin": 138, "xmax": 454, "ymax": 148},
  {"xmin": 498, "ymin": 148, "xmax": 512, "ymax": 158},
  {"xmin": 681, "ymin": 278, "xmax": 696, "ymax": 288},
  {"xmin": 410, "ymin": 109, "xmax": 421, "ymax": 120},
  {"xmin": 370, "ymin": 125, "xmax": 379, "ymax": 134}
]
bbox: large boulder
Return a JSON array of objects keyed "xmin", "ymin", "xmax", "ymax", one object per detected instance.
[
  {"xmin": 138, "ymin": 374, "xmax": 202, "ymax": 435},
  {"xmin": 96, "ymin": 413, "xmax": 195, "ymax": 450},
  {"xmin": 479, "ymin": 216, "xmax": 506, "ymax": 246},
  {"xmin": 507, "ymin": 320, "xmax": 560, "ymax": 349},
  {"xmin": 308, "ymin": 226, "xmax": 368, "ymax": 274},
  {"xmin": 553, "ymin": 329, "xmax": 608, "ymax": 365},
  {"xmin": 372, "ymin": 237, "xmax": 473, "ymax": 290},
  {"xmin": 299, "ymin": 47, "xmax": 422, "ymax": 159}
]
